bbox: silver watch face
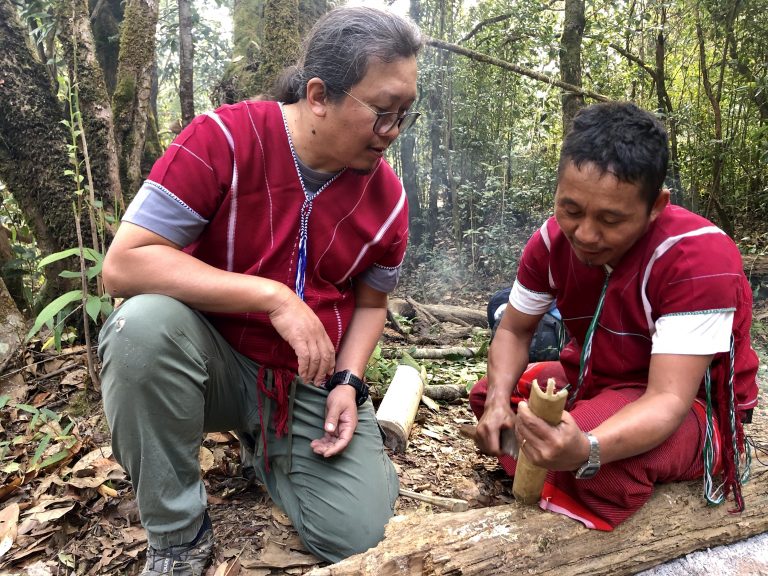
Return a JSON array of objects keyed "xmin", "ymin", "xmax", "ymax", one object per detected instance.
[{"xmin": 575, "ymin": 462, "xmax": 599, "ymax": 479}]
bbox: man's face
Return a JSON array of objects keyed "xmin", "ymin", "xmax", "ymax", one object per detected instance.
[
  {"xmin": 554, "ymin": 161, "xmax": 668, "ymax": 267},
  {"xmin": 321, "ymin": 56, "xmax": 417, "ymax": 173}
]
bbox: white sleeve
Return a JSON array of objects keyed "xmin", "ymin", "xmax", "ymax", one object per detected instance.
[
  {"xmin": 651, "ymin": 311, "xmax": 734, "ymax": 355},
  {"xmin": 509, "ymin": 279, "xmax": 555, "ymax": 316}
]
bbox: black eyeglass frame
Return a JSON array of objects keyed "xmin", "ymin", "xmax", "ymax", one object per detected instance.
[{"xmin": 341, "ymin": 89, "xmax": 421, "ymax": 135}]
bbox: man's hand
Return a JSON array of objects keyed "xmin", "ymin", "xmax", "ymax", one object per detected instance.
[
  {"xmin": 268, "ymin": 290, "xmax": 335, "ymax": 386},
  {"xmin": 514, "ymin": 401, "xmax": 589, "ymax": 471},
  {"xmin": 474, "ymin": 401, "xmax": 517, "ymax": 456},
  {"xmin": 310, "ymin": 385, "xmax": 358, "ymax": 457}
]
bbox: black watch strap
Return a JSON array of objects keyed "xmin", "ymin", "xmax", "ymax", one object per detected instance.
[{"xmin": 325, "ymin": 370, "xmax": 369, "ymax": 407}]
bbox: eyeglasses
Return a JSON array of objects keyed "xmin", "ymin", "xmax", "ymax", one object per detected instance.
[{"xmin": 342, "ymin": 90, "xmax": 420, "ymax": 135}]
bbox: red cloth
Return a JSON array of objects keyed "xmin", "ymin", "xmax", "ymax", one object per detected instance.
[
  {"xmin": 469, "ymin": 362, "xmax": 719, "ymax": 530},
  {"xmin": 146, "ymin": 100, "xmax": 409, "ymax": 371}
]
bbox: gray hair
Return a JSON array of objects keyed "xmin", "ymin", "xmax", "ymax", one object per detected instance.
[{"xmin": 272, "ymin": 5, "xmax": 423, "ymax": 103}]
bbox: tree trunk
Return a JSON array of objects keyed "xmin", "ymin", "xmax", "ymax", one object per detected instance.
[
  {"xmin": 258, "ymin": 0, "xmax": 300, "ymax": 94},
  {"xmin": 178, "ymin": 0, "xmax": 195, "ymax": 127},
  {"xmin": 695, "ymin": 4, "xmax": 735, "ymax": 237},
  {"xmin": 59, "ymin": 0, "xmax": 124, "ymax": 219},
  {"xmin": 308, "ymin": 453, "xmax": 768, "ymax": 575},
  {"xmin": 559, "ymin": 0, "xmax": 585, "ymax": 132},
  {"xmin": 88, "ymin": 0, "xmax": 124, "ymax": 96},
  {"xmin": 0, "ymin": 0, "xmax": 82, "ymax": 299},
  {"xmin": 399, "ymin": 0, "xmax": 424, "ymax": 250},
  {"xmin": 653, "ymin": 4, "xmax": 684, "ymax": 206},
  {"xmin": 112, "ymin": 0, "xmax": 159, "ymax": 201},
  {"xmin": 217, "ymin": 0, "xmax": 315, "ymax": 104}
]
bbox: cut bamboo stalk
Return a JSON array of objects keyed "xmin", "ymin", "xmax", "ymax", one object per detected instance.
[
  {"xmin": 512, "ymin": 378, "xmax": 568, "ymax": 504},
  {"xmin": 376, "ymin": 364, "xmax": 424, "ymax": 453}
]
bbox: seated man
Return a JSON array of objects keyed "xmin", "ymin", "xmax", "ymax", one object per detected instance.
[{"xmin": 471, "ymin": 101, "xmax": 758, "ymax": 530}]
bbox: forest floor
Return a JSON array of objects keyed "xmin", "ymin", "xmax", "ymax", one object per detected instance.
[{"xmin": 0, "ymin": 280, "xmax": 767, "ymax": 576}]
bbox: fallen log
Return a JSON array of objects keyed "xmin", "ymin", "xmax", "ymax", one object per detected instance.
[
  {"xmin": 381, "ymin": 347, "xmax": 480, "ymax": 360},
  {"xmin": 389, "ymin": 298, "xmax": 487, "ymax": 328},
  {"xmin": 309, "ymin": 412, "xmax": 768, "ymax": 576},
  {"xmin": 422, "ymin": 384, "xmax": 467, "ymax": 402}
]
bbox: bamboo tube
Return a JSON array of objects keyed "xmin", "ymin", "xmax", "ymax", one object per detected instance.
[
  {"xmin": 376, "ymin": 364, "xmax": 424, "ymax": 453},
  {"xmin": 512, "ymin": 378, "xmax": 568, "ymax": 505}
]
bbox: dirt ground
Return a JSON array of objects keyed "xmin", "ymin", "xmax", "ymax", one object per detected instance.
[{"xmin": 1, "ymin": 291, "xmax": 767, "ymax": 575}]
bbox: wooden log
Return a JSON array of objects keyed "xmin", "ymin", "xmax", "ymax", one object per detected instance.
[
  {"xmin": 512, "ymin": 378, "xmax": 568, "ymax": 504},
  {"xmin": 381, "ymin": 347, "xmax": 480, "ymax": 360},
  {"xmin": 422, "ymin": 384, "xmax": 467, "ymax": 402},
  {"xmin": 376, "ymin": 365, "xmax": 424, "ymax": 453},
  {"xmin": 308, "ymin": 411, "xmax": 768, "ymax": 576},
  {"xmin": 389, "ymin": 298, "xmax": 487, "ymax": 328},
  {"xmin": 398, "ymin": 489, "xmax": 469, "ymax": 513}
]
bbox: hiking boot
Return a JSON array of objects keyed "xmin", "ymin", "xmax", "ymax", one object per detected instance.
[{"xmin": 141, "ymin": 512, "xmax": 214, "ymax": 575}]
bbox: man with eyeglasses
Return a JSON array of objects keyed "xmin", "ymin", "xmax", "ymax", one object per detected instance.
[{"xmin": 98, "ymin": 6, "xmax": 422, "ymax": 574}]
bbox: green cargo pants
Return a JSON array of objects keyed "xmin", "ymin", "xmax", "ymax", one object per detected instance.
[{"xmin": 99, "ymin": 294, "xmax": 398, "ymax": 563}]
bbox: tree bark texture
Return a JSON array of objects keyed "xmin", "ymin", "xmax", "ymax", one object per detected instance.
[
  {"xmin": 112, "ymin": 0, "xmax": 159, "ymax": 201},
  {"xmin": 59, "ymin": 0, "xmax": 123, "ymax": 217},
  {"xmin": 389, "ymin": 299, "xmax": 487, "ymax": 327},
  {"xmin": 258, "ymin": 0, "xmax": 300, "ymax": 95},
  {"xmin": 0, "ymin": 0, "xmax": 83, "ymax": 282},
  {"xmin": 88, "ymin": 0, "xmax": 124, "ymax": 95},
  {"xmin": 559, "ymin": 0, "xmax": 585, "ymax": 132},
  {"xmin": 308, "ymin": 448, "xmax": 768, "ymax": 575},
  {"xmin": 178, "ymin": 0, "xmax": 195, "ymax": 127}
]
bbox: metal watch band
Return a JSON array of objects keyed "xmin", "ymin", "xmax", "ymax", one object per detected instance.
[{"xmin": 574, "ymin": 432, "xmax": 600, "ymax": 479}]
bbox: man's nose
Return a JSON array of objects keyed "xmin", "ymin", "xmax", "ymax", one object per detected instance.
[{"xmin": 574, "ymin": 218, "xmax": 600, "ymax": 244}]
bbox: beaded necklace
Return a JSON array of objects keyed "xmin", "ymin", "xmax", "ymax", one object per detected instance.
[{"xmin": 279, "ymin": 103, "xmax": 345, "ymax": 300}]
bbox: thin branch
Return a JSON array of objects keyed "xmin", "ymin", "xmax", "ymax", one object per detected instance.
[
  {"xmin": 460, "ymin": 13, "xmax": 512, "ymax": 43},
  {"xmin": 426, "ymin": 38, "xmax": 611, "ymax": 102}
]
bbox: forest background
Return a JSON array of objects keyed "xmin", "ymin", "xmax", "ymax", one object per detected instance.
[
  {"xmin": 1, "ymin": 0, "xmax": 768, "ymax": 573},
  {"xmin": 1, "ymin": 0, "xmax": 767, "ymax": 348}
]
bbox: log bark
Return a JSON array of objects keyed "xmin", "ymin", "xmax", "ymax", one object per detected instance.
[
  {"xmin": 0, "ymin": 277, "xmax": 25, "ymax": 372},
  {"xmin": 376, "ymin": 365, "xmax": 424, "ymax": 453},
  {"xmin": 382, "ymin": 347, "xmax": 480, "ymax": 360},
  {"xmin": 389, "ymin": 299, "xmax": 487, "ymax": 328},
  {"xmin": 309, "ymin": 412, "xmax": 768, "ymax": 576},
  {"xmin": 422, "ymin": 384, "xmax": 467, "ymax": 402}
]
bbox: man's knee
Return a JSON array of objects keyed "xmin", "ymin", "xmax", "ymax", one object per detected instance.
[{"xmin": 300, "ymin": 502, "xmax": 392, "ymax": 563}]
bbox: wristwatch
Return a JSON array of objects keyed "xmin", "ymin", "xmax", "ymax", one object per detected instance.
[
  {"xmin": 325, "ymin": 370, "xmax": 369, "ymax": 407},
  {"xmin": 574, "ymin": 432, "xmax": 601, "ymax": 479}
]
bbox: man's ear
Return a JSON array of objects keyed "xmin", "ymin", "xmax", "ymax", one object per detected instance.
[
  {"xmin": 305, "ymin": 78, "xmax": 328, "ymax": 118},
  {"xmin": 650, "ymin": 188, "xmax": 670, "ymax": 221}
]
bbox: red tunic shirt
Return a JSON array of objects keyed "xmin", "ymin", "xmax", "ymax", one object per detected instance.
[
  {"xmin": 143, "ymin": 100, "xmax": 409, "ymax": 371},
  {"xmin": 515, "ymin": 204, "xmax": 758, "ymax": 416}
]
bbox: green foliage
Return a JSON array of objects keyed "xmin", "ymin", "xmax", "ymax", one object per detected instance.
[
  {"xmin": 155, "ymin": 0, "xmax": 233, "ymax": 141},
  {"xmin": 0, "ymin": 397, "xmax": 79, "ymax": 477},
  {"xmin": 26, "ymin": 70, "xmax": 113, "ymax": 354},
  {"xmin": 392, "ymin": 0, "xmax": 768, "ymax": 280},
  {"xmin": 26, "ymin": 248, "xmax": 113, "ymax": 349},
  {"xmin": 0, "ymin": 185, "xmax": 41, "ymax": 311}
]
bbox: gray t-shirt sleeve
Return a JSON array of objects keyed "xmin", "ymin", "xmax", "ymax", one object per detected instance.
[
  {"xmin": 123, "ymin": 180, "xmax": 209, "ymax": 247},
  {"xmin": 359, "ymin": 264, "xmax": 401, "ymax": 294}
]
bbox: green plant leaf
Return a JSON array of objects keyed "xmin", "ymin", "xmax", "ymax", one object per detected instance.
[
  {"xmin": 40, "ymin": 449, "xmax": 71, "ymax": 470},
  {"xmin": 37, "ymin": 247, "xmax": 102, "ymax": 270},
  {"xmin": 85, "ymin": 293, "xmax": 101, "ymax": 322},
  {"xmin": 26, "ymin": 290, "xmax": 83, "ymax": 342},
  {"xmin": 29, "ymin": 433, "xmax": 52, "ymax": 469}
]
